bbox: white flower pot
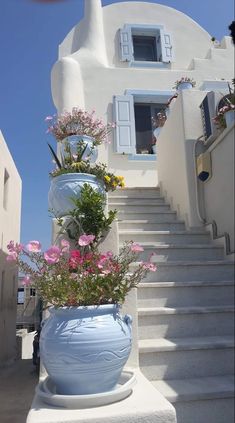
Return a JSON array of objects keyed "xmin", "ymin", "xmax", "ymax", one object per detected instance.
[
  {"xmin": 153, "ymin": 127, "xmax": 161, "ymax": 139},
  {"xmin": 48, "ymin": 173, "xmax": 105, "ymax": 217},
  {"xmin": 177, "ymin": 82, "xmax": 193, "ymax": 91},
  {"xmin": 225, "ymin": 110, "xmax": 235, "ymax": 128}
]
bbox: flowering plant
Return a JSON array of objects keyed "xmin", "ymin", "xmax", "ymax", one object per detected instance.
[
  {"xmin": 7, "ymin": 238, "xmax": 156, "ymax": 307},
  {"xmin": 173, "ymin": 77, "xmax": 196, "ymax": 90},
  {"xmin": 45, "ymin": 108, "xmax": 115, "ymax": 145},
  {"xmin": 48, "ymin": 135, "xmax": 124, "ymax": 191},
  {"xmin": 152, "ymin": 112, "xmax": 167, "ymax": 128},
  {"xmin": 213, "ymin": 97, "xmax": 235, "ymax": 129}
]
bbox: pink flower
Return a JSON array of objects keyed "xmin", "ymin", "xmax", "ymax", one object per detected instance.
[
  {"xmin": 26, "ymin": 241, "xmax": 41, "ymax": 253},
  {"xmin": 61, "ymin": 239, "xmax": 70, "ymax": 252},
  {"xmin": 22, "ymin": 276, "xmax": 31, "ymax": 286},
  {"xmin": 142, "ymin": 262, "xmax": 157, "ymax": 272},
  {"xmin": 130, "ymin": 243, "xmax": 144, "ymax": 252},
  {"xmin": 78, "ymin": 234, "xmax": 95, "ymax": 246},
  {"xmin": 44, "ymin": 246, "xmax": 61, "ymax": 264},
  {"xmin": 7, "ymin": 241, "xmax": 24, "ymax": 254},
  {"xmin": 6, "ymin": 252, "xmax": 18, "ymax": 262},
  {"xmin": 45, "ymin": 116, "xmax": 53, "ymax": 121}
]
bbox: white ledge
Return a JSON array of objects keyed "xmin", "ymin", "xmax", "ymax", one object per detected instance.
[{"xmin": 26, "ymin": 369, "xmax": 176, "ymax": 423}]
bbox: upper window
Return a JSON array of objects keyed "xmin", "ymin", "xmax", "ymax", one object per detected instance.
[
  {"xmin": 119, "ymin": 24, "xmax": 173, "ymax": 64},
  {"xmin": 132, "ymin": 36, "xmax": 157, "ymax": 62}
]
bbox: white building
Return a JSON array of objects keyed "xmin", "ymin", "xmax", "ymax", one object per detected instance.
[
  {"xmin": 27, "ymin": 2, "xmax": 234, "ymax": 423},
  {"xmin": 0, "ymin": 131, "xmax": 22, "ymax": 365}
]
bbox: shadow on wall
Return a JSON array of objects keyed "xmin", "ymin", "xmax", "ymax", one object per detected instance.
[{"xmin": 0, "ymin": 248, "xmax": 18, "ymax": 364}]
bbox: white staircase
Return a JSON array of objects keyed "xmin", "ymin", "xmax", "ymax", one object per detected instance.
[{"xmin": 109, "ymin": 187, "xmax": 235, "ymax": 423}]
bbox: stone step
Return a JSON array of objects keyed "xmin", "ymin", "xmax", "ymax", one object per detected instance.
[
  {"xmin": 116, "ymin": 211, "xmax": 178, "ymax": 221},
  {"xmin": 138, "ymin": 305, "xmax": 234, "ymax": 338},
  {"xmin": 152, "ymin": 375, "xmax": 234, "ymax": 423},
  {"xmin": 137, "ymin": 281, "xmax": 235, "ymax": 308},
  {"xmin": 119, "ymin": 230, "xmax": 210, "ymax": 244},
  {"xmin": 118, "ymin": 220, "xmax": 186, "ymax": 231},
  {"xmin": 109, "ymin": 204, "xmax": 171, "ymax": 213},
  {"xmin": 109, "ymin": 197, "xmax": 166, "ymax": 205},
  {"xmin": 132, "ymin": 260, "xmax": 235, "ymax": 282},
  {"xmin": 139, "ymin": 336, "xmax": 234, "ymax": 380},
  {"xmin": 124, "ymin": 243, "xmax": 224, "ymax": 261},
  {"xmin": 108, "ymin": 187, "xmax": 161, "ymax": 198}
]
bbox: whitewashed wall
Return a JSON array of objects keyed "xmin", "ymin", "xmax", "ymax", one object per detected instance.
[
  {"xmin": 204, "ymin": 125, "xmax": 235, "ymax": 251},
  {"xmin": 51, "ymin": 1, "xmax": 234, "ymax": 187},
  {"xmin": 157, "ymin": 90, "xmax": 235, "ymax": 252},
  {"xmin": 0, "ymin": 131, "xmax": 22, "ymax": 365}
]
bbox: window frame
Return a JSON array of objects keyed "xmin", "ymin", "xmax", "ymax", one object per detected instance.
[
  {"xmin": 119, "ymin": 24, "xmax": 173, "ymax": 67},
  {"xmin": 113, "ymin": 90, "xmax": 175, "ymax": 159}
]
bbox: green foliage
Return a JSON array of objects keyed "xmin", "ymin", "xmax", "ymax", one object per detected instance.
[{"xmin": 56, "ymin": 184, "xmax": 117, "ymax": 245}]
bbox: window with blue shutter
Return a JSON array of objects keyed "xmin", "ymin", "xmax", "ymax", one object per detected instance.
[
  {"xmin": 113, "ymin": 95, "xmax": 136, "ymax": 154},
  {"xmin": 119, "ymin": 24, "xmax": 174, "ymax": 65}
]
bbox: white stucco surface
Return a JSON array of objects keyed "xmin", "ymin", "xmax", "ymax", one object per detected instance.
[
  {"xmin": 0, "ymin": 131, "xmax": 22, "ymax": 364},
  {"xmin": 51, "ymin": 0, "xmax": 234, "ymax": 187},
  {"xmin": 204, "ymin": 125, "xmax": 235, "ymax": 251},
  {"xmin": 27, "ymin": 369, "xmax": 176, "ymax": 423}
]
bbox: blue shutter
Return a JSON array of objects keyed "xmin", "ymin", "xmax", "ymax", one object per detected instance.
[
  {"xmin": 160, "ymin": 31, "xmax": 174, "ymax": 63},
  {"xmin": 119, "ymin": 27, "xmax": 133, "ymax": 62},
  {"xmin": 113, "ymin": 95, "xmax": 136, "ymax": 154}
]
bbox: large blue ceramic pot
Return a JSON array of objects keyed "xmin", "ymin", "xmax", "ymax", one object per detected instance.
[
  {"xmin": 40, "ymin": 305, "xmax": 132, "ymax": 395},
  {"xmin": 48, "ymin": 173, "xmax": 105, "ymax": 217},
  {"xmin": 60, "ymin": 135, "xmax": 98, "ymax": 163}
]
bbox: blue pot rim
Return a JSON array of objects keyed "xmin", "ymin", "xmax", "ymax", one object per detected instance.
[
  {"xmin": 49, "ymin": 304, "xmax": 120, "ymax": 317},
  {"xmin": 51, "ymin": 173, "xmax": 99, "ymax": 183}
]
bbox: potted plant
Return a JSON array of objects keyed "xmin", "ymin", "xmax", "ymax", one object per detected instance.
[
  {"xmin": 48, "ymin": 140, "xmax": 125, "ymax": 217},
  {"xmin": 45, "ymin": 108, "xmax": 115, "ymax": 163},
  {"xmin": 54, "ymin": 183, "xmax": 117, "ymax": 246},
  {"xmin": 173, "ymin": 77, "xmax": 196, "ymax": 91},
  {"xmin": 213, "ymin": 86, "xmax": 235, "ymax": 129},
  {"xmin": 7, "ymin": 238, "xmax": 156, "ymax": 395}
]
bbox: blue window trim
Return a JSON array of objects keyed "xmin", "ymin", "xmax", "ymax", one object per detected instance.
[
  {"xmin": 128, "ymin": 154, "xmax": 157, "ymax": 161},
  {"xmin": 125, "ymin": 89, "xmax": 175, "ymax": 103},
  {"xmin": 124, "ymin": 89, "xmax": 175, "ymax": 160}
]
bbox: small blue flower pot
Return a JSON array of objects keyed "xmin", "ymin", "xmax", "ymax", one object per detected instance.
[
  {"xmin": 177, "ymin": 82, "xmax": 193, "ymax": 91},
  {"xmin": 40, "ymin": 305, "xmax": 132, "ymax": 395}
]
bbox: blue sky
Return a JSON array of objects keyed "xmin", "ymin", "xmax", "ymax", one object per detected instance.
[{"xmin": 0, "ymin": 0, "xmax": 234, "ymax": 249}]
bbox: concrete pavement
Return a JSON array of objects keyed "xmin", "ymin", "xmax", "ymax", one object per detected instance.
[{"xmin": 0, "ymin": 359, "xmax": 38, "ymax": 423}]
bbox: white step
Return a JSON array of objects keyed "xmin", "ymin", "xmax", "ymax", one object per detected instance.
[
  {"xmin": 117, "ymin": 211, "xmax": 178, "ymax": 221},
  {"xmin": 139, "ymin": 336, "xmax": 234, "ymax": 380},
  {"xmin": 109, "ymin": 197, "xmax": 165, "ymax": 204},
  {"xmin": 152, "ymin": 376, "xmax": 234, "ymax": 423},
  {"xmin": 110, "ymin": 204, "xmax": 171, "ymax": 213},
  {"xmin": 120, "ymin": 230, "xmax": 210, "ymax": 244},
  {"xmin": 125, "ymin": 243, "xmax": 224, "ymax": 261},
  {"xmin": 138, "ymin": 305, "xmax": 235, "ymax": 338},
  {"xmin": 108, "ymin": 187, "xmax": 160, "ymax": 198},
  {"xmin": 118, "ymin": 220, "xmax": 186, "ymax": 231},
  {"xmin": 133, "ymin": 260, "xmax": 235, "ymax": 282},
  {"xmin": 137, "ymin": 281, "xmax": 235, "ymax": 308}
]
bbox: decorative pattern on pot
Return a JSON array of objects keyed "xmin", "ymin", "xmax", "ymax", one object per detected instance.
[
  {"xmin": 60, "ymin": 135, "xmax": 98, "ymax": 163},
  {"xmin": 40, "ymin": 305, "xmax": 132, "ymax": 395},
  {"xmin": 48, "ymin": 173, "xmax": 105, "ymax": 217}
]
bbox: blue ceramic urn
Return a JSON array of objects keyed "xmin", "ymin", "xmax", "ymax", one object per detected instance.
[{"xmin": 40, "ymin": 305, "xmax": 132, "ymax": 395}]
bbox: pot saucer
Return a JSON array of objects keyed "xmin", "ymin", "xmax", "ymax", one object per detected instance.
[{"xmin": 36, "ymin": 371, "xmax": 136, "ymax": 409}]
